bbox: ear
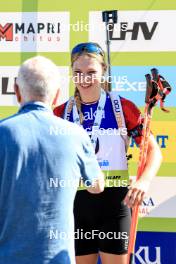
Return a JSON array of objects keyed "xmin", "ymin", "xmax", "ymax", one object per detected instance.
[
  {"xmin": 14, "ymin": 83, "xmax": 22, "ymax": 104},
  {"xmin": 52, "ymin": 88, "xmax": 60, "ymax": 107}
]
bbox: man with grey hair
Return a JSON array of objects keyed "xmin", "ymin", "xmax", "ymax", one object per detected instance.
[{"xmin": 0, "ymin": 56, "xmax": 104, "ymax": 264}]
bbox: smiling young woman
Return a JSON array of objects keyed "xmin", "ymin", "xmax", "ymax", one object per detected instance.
[{"xmin": 54, "ymin": 42, "xmax": 162, "ymax": 264}]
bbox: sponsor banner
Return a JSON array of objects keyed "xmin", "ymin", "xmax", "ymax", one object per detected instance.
[
  {"xmin": 89, "ymin": 10, "xmax": 176, "ymax": 52},
  {"xmin": 129, "ymin": 122, "xmax": 176, "ymax": 163},
  {"xmin": 133, "ymin": 177, "xmax": 176, "ymax": 218},
  {"xmin": 0, "ymin": 12, "xmax": 70, "ymax": 52},
  {"xmin": 0, "ymin": 66, "xmax": 69, "ymax": 106},
  {"xmin": 134, "ymin": 232, "xmax": 176, "ymax": 264},
  {"xmin": 110, "ymin": 66, "xmax": 176, "ymax": 107},
  {"xmin": 98, "ymin": 232, "xmax": 176, "ymax": 264}
]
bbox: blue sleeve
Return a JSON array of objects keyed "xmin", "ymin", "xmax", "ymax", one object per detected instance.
[
  {"xmin": 78, "ymin": 129, "xmax": 102, "ymax": 187},
  {"xmin": 0, "ymin": 126, "xmax": 6, "ymax": 192}
]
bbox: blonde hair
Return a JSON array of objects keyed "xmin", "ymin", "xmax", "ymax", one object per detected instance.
[{"xmin": 71, "ymin": 46, "xmax": 109, "ymax": 124}]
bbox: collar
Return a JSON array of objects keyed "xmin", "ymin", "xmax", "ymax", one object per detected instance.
[{"xmin": 18, "ymin": 101, "xmax": 53, "ymax": 114}]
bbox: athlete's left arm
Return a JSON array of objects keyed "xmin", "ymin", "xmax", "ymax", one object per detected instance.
[
  {"xmin": 121, "ymin": 97, "xmax": 162, "ymax": 208},
  {"xmin": 124, "ymin": 134, "xmax": 162, "ymax": 208}
]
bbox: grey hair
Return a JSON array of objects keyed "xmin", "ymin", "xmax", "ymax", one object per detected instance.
[{"xmin": 16, "ymin": 56, "xmax": 60, "ymax": 103}]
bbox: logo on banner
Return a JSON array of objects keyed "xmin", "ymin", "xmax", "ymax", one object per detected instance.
[
  {"xmin": 0, "ymin": 12, "xmax": 70, "ymax": 52},
  {"xmin": 135, "ymin": 232, "xmax": 176, "ymax": 263},
  {"xmin": 109, "ymin": 22, "xmax": 158, "ymax": 40},
  {"xmin": 113, "ymin": 75, "xmax": 146, "ymax": 92},
  {"xmin": 135, "ymin": 246, "xmax": 161, "ymax": 264},
  {"xmin": 1, "ymin": 76, "xmax": 15, "ymax": 95},
  {"xmin": 0, "ymin": 22, "xmax": 60, "ymax": 42},
  {"xmin": 111, "ymin": 66, "xmax": 176, "ymax": 106},
  {"xmin": 0, "ymin": 67, "xmax": 18, "ymax": 106},
  {"xmin": 0, "ymin": 23, "xmax": 13, "ymax": 41},
  {"xmin": 89, "ymin": 11, "xmax": 176, "ymax": 52},
  {"xmin": 139, "ymin": 197, "xmax": 155, "ymax": 217}
]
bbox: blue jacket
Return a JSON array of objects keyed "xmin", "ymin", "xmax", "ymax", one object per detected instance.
[{"xmin": 0, "ymin": 101, "xmax": 101, "ymax": 264}]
